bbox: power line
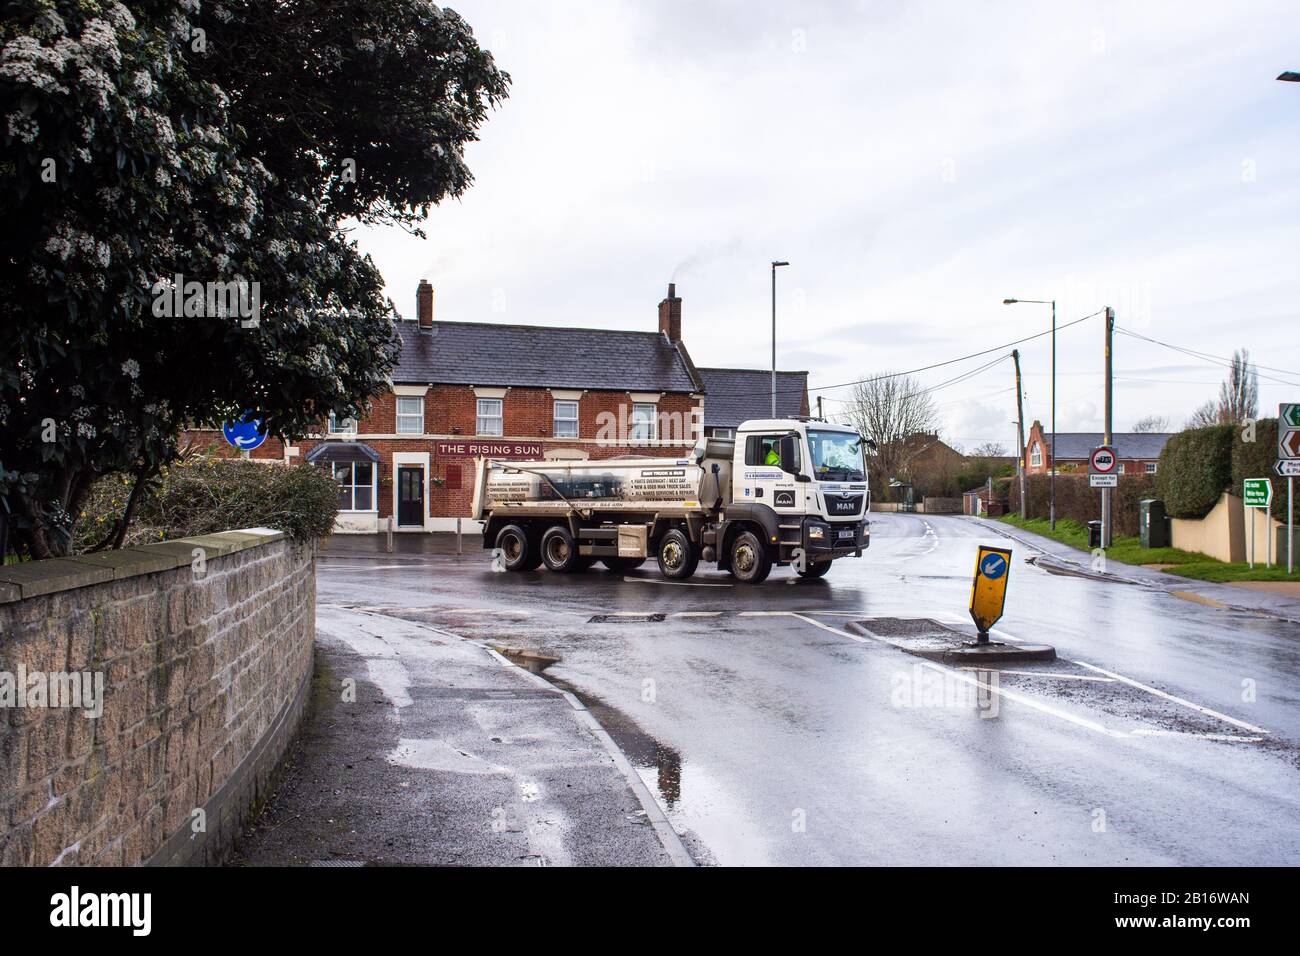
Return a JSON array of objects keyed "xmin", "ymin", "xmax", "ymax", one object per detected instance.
[
  {"xmin": 1114, "ymin": 326, "xmax": 1300, "ymax": 388},
  {"xmin": 807, "ymin": 309, "xmax": 1104, "ymax": 396},
  {"xmin": 697, "ymin": 308, "xmax": 1106, "ymax": 400}
]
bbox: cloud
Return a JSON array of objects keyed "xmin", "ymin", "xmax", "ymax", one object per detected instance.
[{"xmin": 355, "ymin": 0, "xmax": 1300, "ymax": 443}]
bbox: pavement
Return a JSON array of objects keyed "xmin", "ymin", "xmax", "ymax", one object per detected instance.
[
  {"xmin": 244, "ymin": 514, "xmax": 1300, "ymax": 866},
  {"xmin": 233, "ymin": 604, "xmax": 689, "ymax": 866},
  {"xmin": 975, "ymin": 515, "xmax": 1300, "ymax": 623}
]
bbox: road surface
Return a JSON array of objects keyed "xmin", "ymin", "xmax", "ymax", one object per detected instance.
[{"xmin": 316, "ymin": 513, "xmax": 1300, "ymax": 866}]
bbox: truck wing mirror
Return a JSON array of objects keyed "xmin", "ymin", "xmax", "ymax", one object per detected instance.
[
  {"xmin": 861, "ymin": 436, "xmax": 878, "ymax": 450},
  {"xmin": 777, "ymin": 435, "xmax": 800, "ymax": 475}
]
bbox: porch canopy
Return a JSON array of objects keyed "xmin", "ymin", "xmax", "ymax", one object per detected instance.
[{"xmin": 305, "ymin": 441, "xmax": 380, "ymax": 465}]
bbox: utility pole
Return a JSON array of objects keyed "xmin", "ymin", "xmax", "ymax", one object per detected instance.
[
  {"xmin": 1102, "ymin": 306, "xmax": 1115, "ymax": 547},
  {"xmin": 1012, "ymin": 349, "xmax": 1027, "ymax": 519},
  {"xmin": 817, "ymin": 395, "xmax": 824, "ymax": 419}
]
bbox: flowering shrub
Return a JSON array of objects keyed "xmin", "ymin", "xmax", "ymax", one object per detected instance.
[{"xmin": 0, "ymin": 2, "xmax": 508, "ymax": 557}]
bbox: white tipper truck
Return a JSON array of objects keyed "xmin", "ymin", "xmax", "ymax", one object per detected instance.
[{"xmin": 471, "ymin": 417, "xmax": 872, "ymax": 583}]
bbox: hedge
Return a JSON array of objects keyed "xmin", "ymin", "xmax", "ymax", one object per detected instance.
[
  {"xmin": 73, "ymin": 458, "xmax": 340, "ymax": 553},
  {"xmin": 1009, "ymin": 472, "xmax": 1156, "ymax": 537},
  {"xmin": 1156, "ymin": 424, "xmax": 1234, "ymax": 519},
  {"xmin": 1231, "ymin": 418, "xmax": 1286, "ymax": 519}
]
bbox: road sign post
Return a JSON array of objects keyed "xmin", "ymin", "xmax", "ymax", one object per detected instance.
[
  {"xmin": 1281, "ymin": 403, "xmax": 1300, "ymax": 575},
  {"xmin": 1243, "ymin": 478, "xmax": 1273, "ymax": 569},
  {"xmin": 969, "ymin": 545, "xmax": 1012, "ymax": 644},
  {"xmin": 1088, "ymin": 446, "xmax": 1119, "ymax": 546}
]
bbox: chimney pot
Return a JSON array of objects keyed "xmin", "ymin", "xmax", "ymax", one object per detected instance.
[{"xmin": 417, "ymin": 280, "xmax": 434, "ymax": 329}]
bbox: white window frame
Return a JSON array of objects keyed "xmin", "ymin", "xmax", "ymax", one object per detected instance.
[
  {"xmin": 711, "ymin": 427, "xmax": 735, "ymax": 440},
  {"xmin": 395, "ymin": 395, "xmax": 424, "ymax": 435},
  {"xmin": 553, "ymin": 400, "xmax": 579, "ymax": 438},
  {"xmin": 630, "ymin": 403, "xmax": 657, "ymax": 443},
  {"xmin": 1145, "ymin": 461, "xmax": 1158, "ymax": 474},
  {"xmin": 476, "ymin": 398, "xmax": 503, "ymax": 436},
  {"xmin": 331, "ymin": 460, "xmax": 376, "ymax": 512},
  {"xmin": 1029, "ymin": 444, "xmax": 1042, "ymax": 467},
  {"xmin": 328, "ymin": 412, "xmax": 357, "ymax": 436}
]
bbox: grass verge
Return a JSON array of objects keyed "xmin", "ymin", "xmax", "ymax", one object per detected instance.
[{"xmin": 998, "ymin": 515, "xmax": 1297, "ymax": 583}]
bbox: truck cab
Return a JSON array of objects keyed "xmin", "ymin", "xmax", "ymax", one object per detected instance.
[{"xmin": 717, "ymin": 418, "xmax": 870, "ymax": 580}]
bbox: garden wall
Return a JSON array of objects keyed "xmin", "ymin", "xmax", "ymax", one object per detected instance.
[{"xmin": 0, "ymin": 530, "xmax": 314, "ymax": 866}]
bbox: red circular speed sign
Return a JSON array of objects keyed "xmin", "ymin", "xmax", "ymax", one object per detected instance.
[{"xmin": 1090, "ymin": 446, "xmax": 1118, "ymax": 473}]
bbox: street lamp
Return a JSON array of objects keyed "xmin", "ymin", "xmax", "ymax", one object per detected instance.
[
  {"xmin": 1277, "ymin": 71, "xmax": 1300, "ymax": 82},
  {"xmin": 771, "ymin": 261, "xmax": 789, "ymax": 418},
  {"xmin": 1004, "ymin": 297, "xmax": 1057, "ymax": 529}
]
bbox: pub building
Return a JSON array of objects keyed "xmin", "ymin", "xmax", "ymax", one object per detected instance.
[{"xmin": 185, "ymin": 282, "xmax": 807, "ymax": 534}]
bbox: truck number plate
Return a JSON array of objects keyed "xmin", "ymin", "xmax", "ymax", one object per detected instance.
[{"xmin": 837, "ymin": 530, "xmax": 855, "ymax": 540}]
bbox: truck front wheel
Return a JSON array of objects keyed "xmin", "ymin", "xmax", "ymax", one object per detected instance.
[
  {"xmin": 541, "ymin": 525, "xmax": 583, "ymax": 573},
  {"xmin": 656, "ymin": 528, "xmax": 699, "ymax": 580},
  {"xmin": 496, "ymin": 524, "xmax": 541, "ymax": 572},
  {"xmin": 729, "ymin": 530, "xmax": 772, "ymax": 584}
]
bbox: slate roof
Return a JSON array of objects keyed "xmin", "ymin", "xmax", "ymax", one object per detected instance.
[
  {"xmin": 697, "ymin": 367, "xmax": 809, "ymax": 428},
  {"xmin": 1044, "ymin": 432, "xmax": 1175, "ymax": 460},
  {"xmin": 392, "ymin": 320, "xmax": 700, "ymax": 392}
]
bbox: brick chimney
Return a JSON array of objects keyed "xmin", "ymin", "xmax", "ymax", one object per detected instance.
[
  {"xmin": 658, "ymin": 283, "xmax": 682, "ymax": 342},
  {"xmin": 417, "ymin": 280, "xmax": 434, "ymax": 329}
]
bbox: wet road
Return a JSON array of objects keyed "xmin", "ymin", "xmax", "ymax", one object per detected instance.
[{"xmin": 317, "ymin": 513, "xmax": 1300, "ymax": 865}]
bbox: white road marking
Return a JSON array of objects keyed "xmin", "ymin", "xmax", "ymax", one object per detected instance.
[
  {"xmin": 960, "ymin": 668, "xmax": 1115, "ymax": 682},
  {"xmin": 623, "ymin": 576, "xmax": 732, "ymax": 587},
  {"xmin": 789, "ymin": 613, "xmax": 1125, "ymax": 738},
  {"xmin": 1131, "ymin": 729, "xmax": 1265, "ymax": 743},
  {"xmin": 1075, "ymin": 661, "xmax": 1269, "ymax": 735},
  {"xmin": 673, "ymin": 611, "xmax": 724, "ymax": 617},
  {"xmin": 789, "ymin": 612, "xmax": 870, "ymax": 643},
  {"xmin": 920, "ymin": 661, "xmax": 1127, "ymax": 738}
]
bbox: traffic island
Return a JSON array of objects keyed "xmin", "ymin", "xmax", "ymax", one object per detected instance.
[{"xmin": 848, "ymin": 618, "xmax": 1057, "ymax": 665}]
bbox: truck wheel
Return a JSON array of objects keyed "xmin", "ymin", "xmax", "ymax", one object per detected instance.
[
  {"xmin": 729, "ymin": 530, "xmax": 772, "ymax": 584},
  {"xmin": 656, "ymin": 528, "xmax": 699, "ymax": 580},
  {"xmin": 496, "ymin": 524, "xmax": 541, "ymax": 572},
  {"xmin": 540, "ymin": 526, "xmax": 582, "ymax": 573},
  {"xmin": 601, "ymin": 557, "xmax": 645, "ymax": 573},
  {"xmin": 797, "ymin": 560, "xmax": 832, "ymax": 579}
]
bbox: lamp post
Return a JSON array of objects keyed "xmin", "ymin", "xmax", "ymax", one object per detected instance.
[
  {"xmin": 771, "ymin": 261, "xmax": 789, "ymax": 417},
  {"xmin": 1278, "ymin": 70, "xmax": 1297, "ymax": 572},
  {"xmin": 1004, "ymin": 297, "xmax": 1057, "ymax": 529}
]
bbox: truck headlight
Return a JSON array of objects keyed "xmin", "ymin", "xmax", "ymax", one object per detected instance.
[{"xmin": 808, "ymin": 525, "xmax": 825, "ymax": 540}]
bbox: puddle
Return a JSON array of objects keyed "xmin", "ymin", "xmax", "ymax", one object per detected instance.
[
  {"xmin": 543, "ymin": 675, "xmax": 683, "ymax": 807},
  {"xmin": 588, "ymin": 613, "xmax": 667, "ymax": 624}
]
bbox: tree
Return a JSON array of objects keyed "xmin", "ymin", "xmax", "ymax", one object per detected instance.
[
  {"xmin": 841, "ymin": 373, "xmax": 939, "ymax": 495},
  {"xmin": 1182, "ymin": 350, "xmax": 1259, "ymax": 430},
  {"xmin": 1, "ymin": 2, "xmax": 509, "ymax": 557},
  {"xmin": 1131, "ymin": 415, "xmax": 1170, "ymax": 433},
  {"xmin": 1218, "ymin": 349, "xmax": 1259, "ymax": 425},
  {"xmin": 971, "ymin": 442, "xmax": 1006, "ymax": 458}
]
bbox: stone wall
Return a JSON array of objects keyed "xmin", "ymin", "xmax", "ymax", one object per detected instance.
[{"xmin": 0, "ymin": 530, "xmax": 314, "ymax": 866}]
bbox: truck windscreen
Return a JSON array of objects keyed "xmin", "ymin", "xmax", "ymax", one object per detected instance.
[{"xmin": 807, "ymin": 430, "xmax": 866, "ymax": 482}]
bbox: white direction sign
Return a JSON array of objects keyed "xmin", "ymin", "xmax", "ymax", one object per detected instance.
[
  {"xmin": 1089, "ymin": 473, "xmax": 1118, "ymax": 488},
  {"xmin": 1275, "ymin": 460, "xmax": 1300, "ymax": 478}
]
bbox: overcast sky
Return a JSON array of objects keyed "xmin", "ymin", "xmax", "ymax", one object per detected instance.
[{"xmin": 355, "ymin": 0, "xmax": 1300, "ymax": 450}]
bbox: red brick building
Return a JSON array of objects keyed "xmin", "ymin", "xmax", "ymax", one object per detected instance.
[
  {"xmin": 1022, "ymin": 420, "xmax": 1173, "ymax": 476},
  {"xmin": 187, "ymin": 283, "xmax": 728, "ymax": 532}
]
